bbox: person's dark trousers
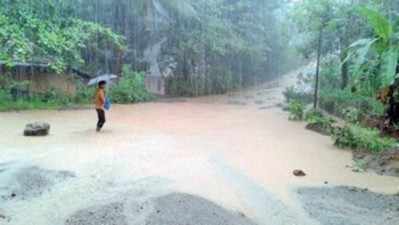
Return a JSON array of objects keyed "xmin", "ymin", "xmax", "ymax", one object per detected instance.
[{"xmin": 96, "ymin": 109, "xmax": 106, "ymax": 130}]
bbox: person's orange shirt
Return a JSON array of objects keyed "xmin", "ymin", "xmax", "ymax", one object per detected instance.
[{"xmin": 95, "ymin": 89, "xmax": 105, "ymax": 109}]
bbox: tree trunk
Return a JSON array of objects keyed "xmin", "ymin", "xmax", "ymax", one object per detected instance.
[
  {"xmin": 341, "ymin": 50, "xmax": 349, "ymax": 89},
  {"xmin": 144, "ymin": 0, "xmax": 153, "ymax": 33},
  {"xmin": 314, "ymin": 28, "xmax": 323, "ymax": 110}
]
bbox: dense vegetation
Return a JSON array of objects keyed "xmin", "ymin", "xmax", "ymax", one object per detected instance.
[
  {"xmin": 286, "ymin": 0, "xmax": 399, "ymax": 153},
  {"xmin": 72, "ymin": 0, "xmax": 295, "ymax": 96},
  {"xmin": 0, "ymin": 0, "xmax": 125, "ymax": 73},
  {"xmin": 0, "ymin": 65, "xmax": 150, "ymax": 111},
  {"xmin": 0, "ymin": 0, "xmax": 295, "ymax": 106}
]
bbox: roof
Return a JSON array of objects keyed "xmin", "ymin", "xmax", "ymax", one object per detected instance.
[{"xmin": 0, "ymin": 61, "xmax": 92, "ymax": 80}]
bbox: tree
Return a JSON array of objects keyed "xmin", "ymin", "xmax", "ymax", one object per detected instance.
[
  {"xmin": 348, "ymin": 4, "xmax": 399, "ymax": 92},
  {"xmin": 0, "ymin": 0, "xmax": 125, "ymax": 73},
  {"xmin": 292, "ymin": 0, "xmax": 336, "ymax": 108},
  {"xmin": 292, "ymin": 0, "xmax": 366, "ymax": 92}
]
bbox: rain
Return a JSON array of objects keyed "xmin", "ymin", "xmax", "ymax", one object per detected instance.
[{"xmin": 0, "ymin": 1, "xmax": 399, "ymax": 225}]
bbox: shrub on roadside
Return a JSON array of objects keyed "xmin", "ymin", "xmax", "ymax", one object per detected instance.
[
  {"xmin": 333, "ymin": 125, "xmax": 396, "ymax": 153},
  {"xmin": 305, "ymin": 110, "xmax": 336, "ymax": 135},
  {"xmin": 0, "ymin": 80, "xmax": 75, "ymax": 111},
  {"xmin": 342, "ymin": 107, "xmax": 362, "ymax": 124},
  {"xmin": 74, "ymin": 81, "xmax": 95, "ymax": 104},
  {"xmin": 319, "ymin": 89, "xmax": 384, "ymax": 119},
  {"xmin": 283, "ymin": 86, "xmax": 312, "ymax": 104},
  {"xmin": 288, "ymin": 100, "xmax": 305, "ymax": 121},
  {"xmin": 109, "ymin": 66, "xmax": 153, "ymax": 103}
]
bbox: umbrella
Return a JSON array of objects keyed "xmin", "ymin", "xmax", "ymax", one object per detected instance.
[{"xmin": 88, "ymin": 74, "xmax": 118, "ymax": 86}]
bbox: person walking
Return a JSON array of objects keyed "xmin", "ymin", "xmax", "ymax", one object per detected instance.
[{"xmin": 95, "ymin": 81, "xmax": 107, "ymax": 132}]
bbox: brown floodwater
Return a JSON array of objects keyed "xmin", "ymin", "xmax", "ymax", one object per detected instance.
[{"xmin": 1, "ymin": 73, "xmax": 399, "ymax": 225}]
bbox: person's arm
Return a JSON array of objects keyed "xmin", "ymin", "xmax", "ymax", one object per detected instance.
[{"xmin": 99, "ymin": 90, "xmax": 106, "ymax": 106}]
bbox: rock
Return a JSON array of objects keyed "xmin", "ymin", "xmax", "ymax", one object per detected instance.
[
  {"xmin": 24, "ymin": 122, "xmax": 50, "ymax": 136},
  {"xmin": 324, "ymin": 181, "xmax": 329, "ymax": 185},
  {"xmin": 293, "ymin": 170, "xmax": 306, "ymax": 177}
]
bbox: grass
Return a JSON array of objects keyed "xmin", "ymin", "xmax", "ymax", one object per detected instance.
[
  {"xmin": 0, "ymin": 66, "xmax": 153, "ymax": 111},
  {"xmin": 333, "ymin": 125, "xmax": 397, "ymax": 153}
]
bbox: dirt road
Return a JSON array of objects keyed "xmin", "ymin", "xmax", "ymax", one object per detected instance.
[{"xmin": 0, "ymin": 73, "xmax": 399, "ymax": 225}]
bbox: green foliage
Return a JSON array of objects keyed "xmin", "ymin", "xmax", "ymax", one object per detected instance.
[
  {"xmin": 291, "ymin": 0, "xmax": 363, "ymax": 58},
  {"xmin": 162, "ymin": 0, "xmax": 288, "ymax": 94},
  {"xmin": 0, "ymin": 0, "xmax": 125, "ymax": 73},
  {"xmin": 0, "ymin": 67, "xmax": 153, "ymax": 111},
  {"xmin": 305, "ymin": 110, "xmax": 336, "ymax": 134},
  {"xmin": 283, "ymin": 86, "xmax": 313, "ymax": 104},
  {"xmin": 319, "ymin": 89, "xmax": 385, "ymax": 118},
  {"xmin": 358, "ymin": 6, "xmax": 393, "ymax": 44},
  {"xmin": 319, "ymin": 56, "xmax": 342, "ymax": 89},
  {"xmin": 288, "ymin": 100, "xmax": 305, "ymax": 121},
  {"xmin": 74, "ymin": 82, "xmax": 95, "ymax": 104},
  {"xmin": 0, "ymin": 89, "xmax": 72, "ymax": 111},
  {"xmin": 110, "ymin": 66, "xmax": 153, "ymax": 103},
  {"xmin": 347, "ymin": 6, "xmax": 399, "ymax": 89},
  {"xmin": 333, "ymin": 125, "xmax": 396, "ymax": 153},
  {"xmin": 342, "ymin": 107, "xmax": 362, "ymax": 124}
]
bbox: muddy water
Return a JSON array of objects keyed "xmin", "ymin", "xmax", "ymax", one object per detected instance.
[{"xmin": 1, "ymin": 74, "xmax": 399, "ymax": 225}]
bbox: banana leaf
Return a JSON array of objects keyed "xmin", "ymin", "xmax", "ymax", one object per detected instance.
[{"xmin": 380, "ymin": 47, "xmax": 399, "ymax": 86}]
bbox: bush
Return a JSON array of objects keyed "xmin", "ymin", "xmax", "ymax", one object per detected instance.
[
  {"xmin": 110, "ymin": 66, "xmax": 153, "ymax": 103},
  {"xmin": 342, "ymin": 107, "xmax": 362, "ymax": 124},
  {"xmin": 0, "ymin": 66, "xmax": 153, "ymax": 111},
  {"xmin": 319, "ymin": 56, "xmax": 342, "ymax": 90},
  {"xmin": 333, "ymin": 125, "xmax": 396, "ymax": 153},
  {"xmin": 305, "ymin": 110, "xmax": 336, "ymax": 135},
  {"xmin": 319, "ymin": 89, "xmax": 384, "ymax": 119},
  {"xmin": 288, "ymin": 100, "xmax": 305, "ymax": 120},
  {"xmin": 74, "ymin": 81, "xmax": 95, "ymax": 104},
  {"xmin": 283, "ymin": 86, "xmax": 313, "ymax": 104},
  {"xmin": 0, "ymin": 79, "xmax": 74, "ymax": 111}
]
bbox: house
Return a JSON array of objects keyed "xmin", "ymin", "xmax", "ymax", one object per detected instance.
[{"xmin": 0, "ymin": 62, "xmax": 91, "ymax": 96}]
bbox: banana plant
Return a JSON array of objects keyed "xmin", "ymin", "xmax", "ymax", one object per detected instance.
[{"xmin": 347, "ymin": 6, "xmax": 398, "ymax": 89}]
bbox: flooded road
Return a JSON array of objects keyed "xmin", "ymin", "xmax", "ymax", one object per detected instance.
[{"xmin": 1, "ymin": 73, "xmax": 399, "ymax": 225}]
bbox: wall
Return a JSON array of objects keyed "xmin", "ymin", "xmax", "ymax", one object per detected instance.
[
  {"xmin": 1, "ymin": 65, "xmax": 79, "ymax": 95},
  {"xmin": 28, "ymin": 73, "xmax": 77, "ymax": 95}
]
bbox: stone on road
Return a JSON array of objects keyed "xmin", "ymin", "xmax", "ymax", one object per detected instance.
[{"xmin": 24, "ymin": 122, "xmax": 50, "ymax": 136}]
